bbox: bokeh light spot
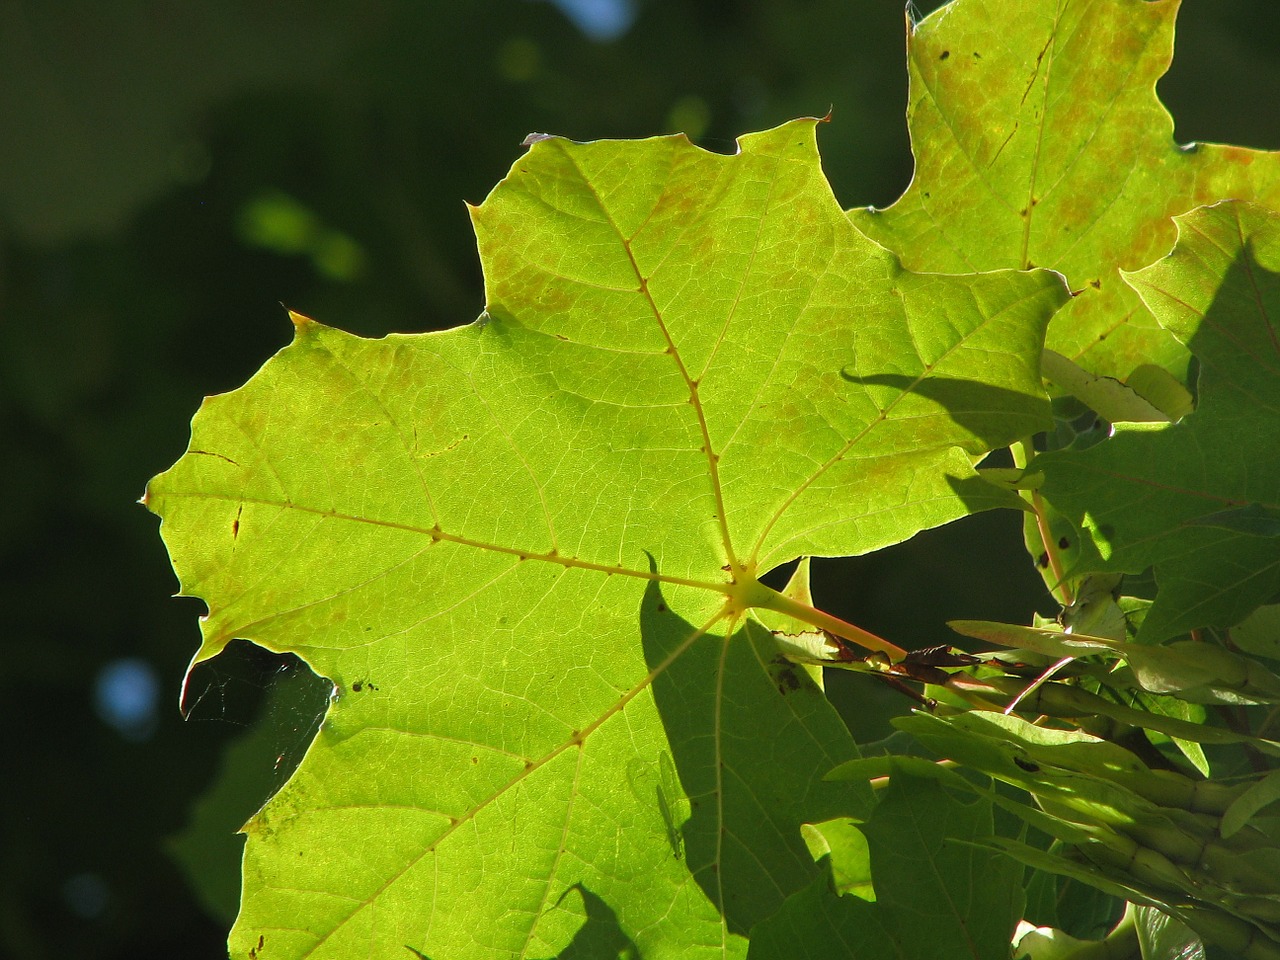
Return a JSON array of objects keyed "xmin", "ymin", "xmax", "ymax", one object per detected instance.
[
  {"xmin": 541, "ymin": 0, "xmax": 635, "ymax": 42},
  {"xmin": 94, "ymin": 657, "xmax": 160, "ymax": 741},
  {"xmin": 667, "ymin": 95, "xmax": 712, "ymax": 140},
  {"xmin": 63, "ymin": 872, "xmax": 110, "ymax": 920}
]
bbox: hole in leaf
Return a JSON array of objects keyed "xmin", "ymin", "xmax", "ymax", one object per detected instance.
[{"xmin": 810, "ymin": 511, "xmax": 1056, "ymax": 741}]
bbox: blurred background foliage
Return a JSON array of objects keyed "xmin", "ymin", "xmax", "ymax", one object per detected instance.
[{"xmin": 3, "ymin": 1, "xmax": 1280, "ymax": 957}]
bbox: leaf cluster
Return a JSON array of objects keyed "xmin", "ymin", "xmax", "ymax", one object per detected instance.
[{"xmin": 148, "ymin": 0, "xmax": 1280, "ymax": 957}]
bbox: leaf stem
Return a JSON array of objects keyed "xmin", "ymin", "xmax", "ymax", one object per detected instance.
[
  {"xmin": 1013, "ymin": 437, "xmax": 1074, "ymax": 606},
  {"xmin": 749, "ymin": 586, "xmax": 908, "ymax": 661}
]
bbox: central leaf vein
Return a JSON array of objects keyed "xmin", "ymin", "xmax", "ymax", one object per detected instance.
[{"xmin": 555, "ymin": 143, "xmax": 741, "ymax": 571}]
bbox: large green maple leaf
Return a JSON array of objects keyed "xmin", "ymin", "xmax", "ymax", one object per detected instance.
[
  {"xmin": 851, "ymin": 0, "xmax": 1280, "ymax": 381},
  {"xmin": 147, "ymin": 119, "xmax": 1065, "ymax": 958},
  {"xmin": 1035, "ymin": 200, "xmax": 1280, "ymax": 642}
]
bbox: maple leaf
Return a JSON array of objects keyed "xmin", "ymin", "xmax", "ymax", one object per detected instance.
[
  {"xmin": 146, "ymin": 119, "xmax": 1064, "ymax": 958},
  {"xmin": 851, "ymin": 0, "xmax": 1280, "ymax": 382}
]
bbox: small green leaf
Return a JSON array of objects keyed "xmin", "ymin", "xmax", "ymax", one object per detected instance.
[
  {"xmin": 1221, "ymin": 771, "xmax": 1280, "ymax": 840},
  {"xmin": 1127, "ymin": 691, "xmax": 1209, "ymax": 777},
  {"xmin": 1059, "ymin": 574, "xmax": 1127, "ymax": 642},
  {"xmin": 799, "ymin": 818, "xmax": 874, "ymax": 901},
  {"xmin": 826, "ymin": 753, "xmax": 975, "ymax": 792},
  {"xmin": 1233, "ymin": 605, "xmax": 1280, "ymax": 661}
]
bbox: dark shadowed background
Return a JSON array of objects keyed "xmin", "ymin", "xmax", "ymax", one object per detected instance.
[{"xmin": 4, "ymin": 1, "xmax": 1279, "ymax": 956}]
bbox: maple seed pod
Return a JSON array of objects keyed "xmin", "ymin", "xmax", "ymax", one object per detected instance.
[
  {"xmin": 1230, "ymin": 897, "xmax": 1280, "ymax": 925},
  {"xmin": 981, "ymin": 675, "xmax": 1107, "ymax": 719},
  {"xmin": 1081, "ymin": 831, "xmax": 1191, "ymax": 897},
  {"xmin": 1164, "ymin": 640, "xmax": 1251, "ymax": 688},
  {"xmin": 1095, "ymin": 766, "xmax": 1195, "ymax": 810},
  {"xmin": 1180, "ymin": 906, "xmax": 1280, "ymax": 960},
  {"xmin": 1123, "ymin": 820, "xmax": 1208, "ymax": 871},
  {"xmin": 1196, "ymin": 841, "xmax": 1280, "ymax": 893},
  {"xmin": 1242, "ymin": 656, "xmax": 1280, "ymax": 699},
  {"xmin": 1183, "ymin": 777, "xmax": 1252, "ymax": 817},
  {"xmin": 1100, "ymin": 766, "xmax": 1246, "ymax": 816},
  {"xmin": 1124, "ymin": 821, "xmax": 1275, "ymax": 893}
]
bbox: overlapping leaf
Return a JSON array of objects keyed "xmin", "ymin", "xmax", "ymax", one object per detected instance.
[
  {"xmin": 748, "ymin": 769, "xmax": 1023, "ymax": 960},
  {"xmin": 850, "ymin": 0, "xmax": 1280, "ymax": 381},
  {"xmin": 147, "ymin": 119, "xmax": 1064, "ymax": 958},
  {"xmin": 1036, "ymin": 201, "xmax": 1280, "ymax": 641}
]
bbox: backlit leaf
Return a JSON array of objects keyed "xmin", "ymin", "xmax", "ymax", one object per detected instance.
[
  {"xmin": 146, "ymin": 119, "xmax": 1064, "ymax": 958},
  {"xmin": 1035, "ymin": 201, "xmax": 1280, "ymax": 641},
  {"xmin": 850, "ymin": 0, "xmax": 1280, "ymax": 381}
]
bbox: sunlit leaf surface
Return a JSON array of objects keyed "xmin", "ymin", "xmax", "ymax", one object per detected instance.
[
  {"xmin": 147, "ymin": 119, "xmax": 1063, "ymax": 958},
  {"xmin": 852, "ymin": 0, "xmax": 1280, "ymax": 381}
]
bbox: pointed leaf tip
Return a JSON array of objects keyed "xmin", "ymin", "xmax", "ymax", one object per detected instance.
[{"xmin": 287, "ymin": 309, "xmax": 318, "ymax": 334}]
